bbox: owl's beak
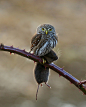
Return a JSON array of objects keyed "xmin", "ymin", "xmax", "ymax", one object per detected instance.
[{"xmin": 45, "ymin": 30, "xmax": 48, "ymax": 34}]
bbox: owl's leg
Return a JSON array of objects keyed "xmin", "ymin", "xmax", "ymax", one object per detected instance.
[{"xmin": 45, "ymin": 82, "xmax": 51, "ymax": 88}]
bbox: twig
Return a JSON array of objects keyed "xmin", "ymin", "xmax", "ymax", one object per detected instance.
[{"xmin": 0, "ymin": 43, "xmax": 86, "ymax": 94}]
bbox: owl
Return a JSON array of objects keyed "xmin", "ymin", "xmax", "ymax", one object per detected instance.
[
  {"xmin": 30, "ymin": 24, "xmax": 58, "ymax": 100},
  {"xmin": 30, "ymin": 24, "xmax": 58, "ymax": 56}
]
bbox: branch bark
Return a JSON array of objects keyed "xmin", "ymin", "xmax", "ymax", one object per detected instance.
[{"xmin": 0, "ymin": 43, "xmax": 86, "ymax": 94}]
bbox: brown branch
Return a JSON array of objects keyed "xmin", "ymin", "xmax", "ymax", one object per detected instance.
[{"xmin": 0, "ymin": 43, "xmax": 86, "ymax": 94}]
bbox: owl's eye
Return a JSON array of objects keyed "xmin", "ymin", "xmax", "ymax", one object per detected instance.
[
  {"xmin": 49, "ymin": 28, "xmax": 52, "ymax": 31},
  {"xmin": 42, "ymin": 28, "xmax": 44, "ymax": 31}
]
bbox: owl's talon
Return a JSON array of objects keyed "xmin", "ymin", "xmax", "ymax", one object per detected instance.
[{"xmin": 42, "ymin": 58, "xmax": 46, "ymax": 64}]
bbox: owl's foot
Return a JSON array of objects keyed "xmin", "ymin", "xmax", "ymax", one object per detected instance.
[{"xmin": 42, "ymin": 58, "xmax": 46, "ymax": 64}]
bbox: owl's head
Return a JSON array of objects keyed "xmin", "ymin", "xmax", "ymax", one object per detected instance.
[{"xmin": 37, "ymin": 24, "xmax": 56, "ymax": 35}]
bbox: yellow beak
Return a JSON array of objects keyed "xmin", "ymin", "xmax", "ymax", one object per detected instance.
[{"xmin": 45, "ymin": 30, "xmax": 48, "ymax": 34}]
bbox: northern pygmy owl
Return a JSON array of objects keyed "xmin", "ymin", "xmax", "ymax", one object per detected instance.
[{"xmin": 30, "ymin": 24, "xmax": 58, "ymax": 56}]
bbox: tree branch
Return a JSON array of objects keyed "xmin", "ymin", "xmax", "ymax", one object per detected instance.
[{"xmin": 0, "ymin": 44, "xmax": 86, "ymax": 94}]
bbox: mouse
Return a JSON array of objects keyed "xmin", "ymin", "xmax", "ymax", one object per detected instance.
[{"xmin": 34, "ymin": 50, "xmax": 58, "ymax": 100}]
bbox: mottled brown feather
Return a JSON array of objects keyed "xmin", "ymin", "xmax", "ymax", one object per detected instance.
[{"xmin": 30, "ymin": 34, "xmax": 42, "ymax": 52}]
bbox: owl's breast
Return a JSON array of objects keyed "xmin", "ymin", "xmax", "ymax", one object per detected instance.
[
  {"xmin": 49, "ymin": 34, "xmax": 58, "ymax": 48},
  {"xmin": 33, "ymin": 33, "xmax": 57, "ymax": 56}
]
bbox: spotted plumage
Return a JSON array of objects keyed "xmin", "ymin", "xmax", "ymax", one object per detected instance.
[{"xmin": 30, "ymin": 24, "xmax": 58, "ymax": 56}]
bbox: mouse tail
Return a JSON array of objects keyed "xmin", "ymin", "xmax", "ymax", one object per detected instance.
[{"xmin": 36, "ymin": 84, "xmax": 40, "ymax": 100}]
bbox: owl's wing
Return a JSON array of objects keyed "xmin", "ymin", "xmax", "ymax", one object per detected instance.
[{"xmin": 30, "ymin": 34, "xmax": 42, "ymax": 52}]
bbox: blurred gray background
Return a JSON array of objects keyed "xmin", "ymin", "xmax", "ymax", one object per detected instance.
[{"xmin": 0, "ymin": 0, "xmax": 86, "ymax": 107}]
